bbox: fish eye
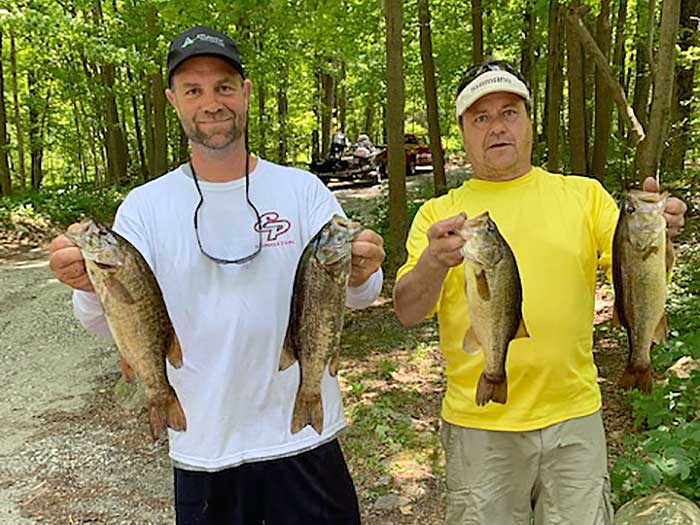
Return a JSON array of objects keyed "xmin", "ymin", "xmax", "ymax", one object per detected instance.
[
  {"xmin": 486, "ymin": 221, "xmax": 495, "ymax": 232},
  {"xmin": 625, "ymin": 203, "xmax": 635, "ymax": 214}
]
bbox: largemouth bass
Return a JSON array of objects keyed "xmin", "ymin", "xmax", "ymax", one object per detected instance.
[
  {"xmin": 66, "ymin": 219, "xmax": 186, "ymax": 439},
  {"xmin": 279, "ymin": 215, "xmax": 362, "ymax": 434},
  {"xmin": 613, "ymin": 190, "xmax": 670, "ymax": 393},
  {"xmin": 458, "ymin": 212, "xmax": 529, "ymax": 406}
]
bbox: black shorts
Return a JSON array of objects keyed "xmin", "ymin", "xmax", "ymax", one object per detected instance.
[{"xmin": 174, "ymin": 439, "xmax": 361, "ymax": 525}]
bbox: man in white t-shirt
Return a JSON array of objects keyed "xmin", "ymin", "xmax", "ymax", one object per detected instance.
[{"xmin": 48, "ymin": 26, "xmax": 385, "ymax": 525}]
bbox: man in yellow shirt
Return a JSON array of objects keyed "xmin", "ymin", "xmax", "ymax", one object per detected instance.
[{"xmin": 393, "ymin": 61, "xmax": 687, "ymax": 525}]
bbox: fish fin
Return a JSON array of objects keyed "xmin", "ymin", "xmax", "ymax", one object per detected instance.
[
  {"xmin": 106, "ymin": 276, "xmax": 135, "ymax": 304},
  {"xmin": 148, "ymin": 388, "xmax": 187, "ymax": 441},
  {"xmin": 666, "ymin": 241, "xmax": 675, "ymax": 274},
  {"xmin": 619, "ymin": 365, "xmax": 653, "ymax": 394},
  {"xmin": 165, "ymin": 329, "xmax": 183, "ymax": 368},
  {"xmin": 475, "ymin": 270, "xmax": 490, "ymax": 301},
  {"xmin": 641, "ymin": 245, "xmax": 658, "ymax": 261},
  {"xmin": 278, "ymin": 342, "xmax": 298, "ymax": 371},
  {"xmin": 462, "ymin": 327, "xmax": 482, "ymax": 355},
  {"xmin": 119, "ymin": 356, "xmax": 135, "ymax": 384},
  {"xmin": 291, "ymin": 390, "xmax": 324, "ymax": 435},
  {"xmin": 514, "ymin": 319, "xmax": 529, "ymax": 339},
  {"xmin": 475, "ymin": 373, "xmax": 507, "ymax": 406},
  {"xmin": 652, "ymin": 313, "xmax": 669, "ymax": 344},
  {"xmin": 328, "ymin": 351, "xmax": 341, "ymax": 377}
]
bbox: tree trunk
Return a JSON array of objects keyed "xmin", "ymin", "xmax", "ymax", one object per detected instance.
[
  {"xmin": 319, "ymin": 65, "xmax": 334, "ymax": 156},
  {"xmin": 385, "ymin": 0, "xmax": 408, "ymax": 275},
  {"xmin": 143, "ymin": 87, "xmax": 154, "ymax": 180},
  {"xmin": 27, "ymin": 71, "xmax": 45, "ymax": 190},
  {"xmin": 631, "ymin": 0, "xmax": 653, "ymax": 131},
  {"xmin": 612, "ymin": 0, "xmax": 628, "ymax": 134},
  {"xmin": 591, "ymin": 0, "xmax": 614, "ymax": 181},
  {"xmin": 471, "ymin": 0, "xmax": 484, "ymax": 64},
  {"xmin": 151, "ymin": 70, "xmax": 167, "ymax": 177},
  {"xmin": 9, "ymin": 29, "xmax": 26, "ymax": 190},
  {"xmin": 101, "ymin": 64, "xmax": 128, "ymax": 185},
  {"xmin": 258, "ymin": 80, "xmax": 267, "ymax": 158},
  {"xmin": 127, "ymin": 66, "xmax": 146, "ymax": 180},
  {"xmin": 0, "ymin": 30, "xmax": 11, "ymax": 195},
  {"xmin": 545, "ymin": 0, "xmax": 563, "ymax": 172},
  {"xmin": 521, "ymin": 2, "xmax": 540, "ymax": 162},
  {"xmin": 661, "ymin": 0, "xmax": 699, "ymax": 174},
  {"xmin": 364, "ymin": 103, "xmax": 375, "ymax": 142},
  {"xmin": 338, "ymin": 61, "xmax": 347, "ymax": 133},
  {"xmin": 636, "ymin": 0, "xmax": 681, "ymax": 182},
  {"xmin": 277, "ymin": 72, "xmax": 289, "ymax": 165},
  {"xmin": 566, "ymin": 0, "xmax": 587, "ymax": 175},
  {"xmin": 418, "ymin": 0, "xmax": 446, "ymax": 196}
]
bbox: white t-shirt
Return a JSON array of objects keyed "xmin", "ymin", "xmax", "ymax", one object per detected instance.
[{"xmin": 73, "ymin": 159, "xmax": 382, "ymax": 471}]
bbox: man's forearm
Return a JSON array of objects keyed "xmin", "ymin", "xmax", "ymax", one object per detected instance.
[{"xmin": 393, "ymin": 251, "xmax": 449, "ymax": 327}]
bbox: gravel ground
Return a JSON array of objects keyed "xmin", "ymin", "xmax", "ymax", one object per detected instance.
[{"xmin": 0, "ymin": 243, "xmax": 174, "ymax": 524}]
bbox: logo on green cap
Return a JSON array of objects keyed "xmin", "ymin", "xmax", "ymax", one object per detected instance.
[{"xmin": 181, "ymin": 37, "xmax": 195, "ymax": 48}]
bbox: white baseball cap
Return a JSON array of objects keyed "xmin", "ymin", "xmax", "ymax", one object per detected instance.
[{"xmin": 455, "ymin": 69, "xmax": 530, "ymax": 119}]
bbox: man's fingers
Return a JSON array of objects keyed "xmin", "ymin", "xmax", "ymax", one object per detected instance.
[
  {"xmin": 49, "ymin": 245, "xmax": 84, "ymax": 272},
  {"xmin": 665, "ymin": 197, "xmax": 687, "ymax": 216},
  {"xmin": 642, "ymin": 177, "xmax": 660, "ymax": 193},
  {"xmin": 427, "ymin": 213, "xmax": 467, "ymax": 239},
  {"xmin": 48, "ymin": 235, "xmax": 77, "ymax": 255}
]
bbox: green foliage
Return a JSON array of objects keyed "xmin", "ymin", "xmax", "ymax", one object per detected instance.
[{"xmin": 0, "ymin": 185, "xmax": 129, "ymax": 229}]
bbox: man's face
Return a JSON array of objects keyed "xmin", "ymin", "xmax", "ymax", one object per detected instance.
[
  {"xmin": 166, "ymin": 56, "xmax": 251, "ymax": 151},
  {"xmin": 459, "ymin": 92, "xmax": 533, "ymax": 181}
]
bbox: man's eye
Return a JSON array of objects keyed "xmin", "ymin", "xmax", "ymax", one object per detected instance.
[
  {"xmin": 474, "ymin": 114, "xmax": 488, "ymax": 124},
  {"xmin": 503, "ymin": 109, "xmax": 517, "ymax": 117},
  {"xmin": 185, "ymin": 88, "xmax": 200, "ymax": 96}
]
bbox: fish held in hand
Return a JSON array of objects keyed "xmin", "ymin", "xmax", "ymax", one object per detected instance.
[
  {"xmin": 66, "ymin": 219, "xmax": 186, "ymax": 439},
  {"xmin": 613, "ymin": 190, "xmax": 670, "ymax": 394},
  {"xmin": 279, "ymin": 215, "xmax": 362, "ymax": 434},
  {"xmin": 458, "ymin": 212, "xmax": 529, "ymax": 407}
]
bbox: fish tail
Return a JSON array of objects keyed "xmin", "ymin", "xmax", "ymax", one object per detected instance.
[
  {"xmin": 619, "ymin": 365, "xmax": 653, "ymax": 394},
  {"xmin": 147, "ymin": 388, "xmax": 187, "ymax": 440},
  {"xmin": 291, "ymin": 389, "xmax": 324, "ymax": 435},
  {"xmin": 475, "ymin": 373, "xmax": 507, "ymax": 406}
]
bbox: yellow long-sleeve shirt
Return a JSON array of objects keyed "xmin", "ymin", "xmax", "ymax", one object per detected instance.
[{"xmin": 397, "ymin": 167, "xmax": 620, "ymax": 431}]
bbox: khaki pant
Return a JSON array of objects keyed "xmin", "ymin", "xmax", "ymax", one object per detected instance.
[{"xmin": 440, "ymin": 411, "xmax": 613, "ymax": 525}]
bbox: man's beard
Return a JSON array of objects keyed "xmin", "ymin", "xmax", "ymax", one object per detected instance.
[{"xmin": 185, "ymin": 110, "xmax": 246, "ymax": 150}]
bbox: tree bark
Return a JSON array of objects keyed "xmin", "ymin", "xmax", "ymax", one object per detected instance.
[
  {"xmin": 471, "ymin": 0, "xmax": 484, "ymax": 64},
  {"xmin": 150, "ymin": 69, "xmax": 167, "ymax": 177},
  {"xmin": 9, "ymin": 29, "xmax": 26, "ymax": 190},
  {"xmin": 127, "ymin": 66, "xmax": 146, "ymax": 181},
  {"xmin": 319, "ymin": 64, "xmax": 334, "ymax": 156},
  {"xmin": 545, "ymin": 0, "xmax": 563, "ymax": 172},
  {"xmin": 566, "ymin": 11, "xmax": 645, "ymax": 145},
  {"xmin": 258, "ymin": 80, "xmax": 267, "ymax": 158},
  {"xmin": 591, "ymin": 0, "xmax": 613, "ymax": 181},
  {"xmin": 661, "ymin": 0, "xmax": 699, "ymax": 174},
  {"xmin": 277, "ymin": 71, "xmax": 289, "ymax": 165},
  {"xmin": 27, "ymin": 71, "xmax": 44, "ymax": 190},
  {"xmin": 612, "ymin": 0, "xmax": 628, "ymax": 134},
  {"xmin": 385, "ymin": 0, "xmax": 408, "ymax": 275},
  {"xmin": 631, "ymin": 0, "xmax": 653, "ymax": 131},
  {"xmin": 338, "ymin": 61, "xmax": 347, "ymax": 133},
  {"xmin": 521, "ymin": 2, "xmax": 540, "ymax": 162},
  {"xmin": 0, "ymin": 30, "xmax": 11, "ymax": 195},
  {"xmin": 566, "ymin": 0, "xmax": 587, "ymax": 175},
  {"xmin": 418, "ymin": 0, "xmax": 446, "ymax": 196},
  {"xmin": 636, "ymin": 0, "xmax": 681, "ymax": 182},
  {"xmin": 101, "ymin": 63, "xmax": 128, "ymax": 185}
]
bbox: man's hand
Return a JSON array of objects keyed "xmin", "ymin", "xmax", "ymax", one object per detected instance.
[
  {"xmin": 349, "ymin": 229, "xmax": 385, "ymax": 287},
  {"xmin": 642, "ymin": 177, "xmax": 687, "ymax": 238},
  {"xmin": 424, "ymin": 212, "xmax": 468, "ymax": 269},
  {"xmin": 48, "ymin": 233, "xmax": 93, "ymax": 292}
]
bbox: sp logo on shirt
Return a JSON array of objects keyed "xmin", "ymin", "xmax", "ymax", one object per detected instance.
[{"xmin": 255, "ymin": 211, "xmax": 292, "ymax": 242}]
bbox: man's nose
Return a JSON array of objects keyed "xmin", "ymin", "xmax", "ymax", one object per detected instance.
[{"xmin": 200, "ymin": 90, "xmax": 225, "ymax": 113}]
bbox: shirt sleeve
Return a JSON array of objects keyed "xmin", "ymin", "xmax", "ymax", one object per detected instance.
[
  {"xmin": 71, "ymin": 188, "xmax": 152, "ymax": 338},
  {"xmin": 395, "ymin": 200, "xmax": 441, "ymax": 319},
  {"xmin": 346, "ymin": 267, "xmax": 383, "ymax": 309}
]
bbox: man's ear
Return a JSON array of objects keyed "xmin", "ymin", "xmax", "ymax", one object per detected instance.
[{"xmin": 165, "ymin": 88, "xmax": 176, "ymax": 107}]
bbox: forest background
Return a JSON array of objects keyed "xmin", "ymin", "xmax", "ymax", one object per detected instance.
[{"xmin": 0, "ymin": 0, "xmax": 699, "ymax": 513}]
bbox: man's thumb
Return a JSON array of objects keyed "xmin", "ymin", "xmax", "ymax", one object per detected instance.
[{"xmin": 642, "ymin": 176, "xmax": 660, "ymax": 193}]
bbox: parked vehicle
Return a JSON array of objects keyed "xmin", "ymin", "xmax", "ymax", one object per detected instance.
[
  {"xmin": 309, "ymin": 132, "xmax": 383, "ymax": 184},
  {"xmin": 376, "ymin": 133, "xmax": 444, "ymax": 176}
]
